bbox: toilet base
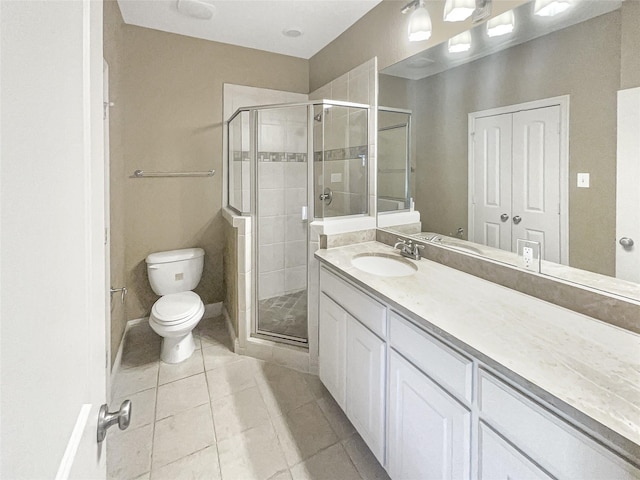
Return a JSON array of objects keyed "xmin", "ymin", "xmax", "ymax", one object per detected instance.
[{"xmin": 160, "ymin": 332, "xmax": 196, "ymax": 364}]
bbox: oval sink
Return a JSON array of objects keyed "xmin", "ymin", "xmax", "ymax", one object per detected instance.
[{"xmin": 351, "ymin": 253, "xmax": 418, "ymax": 277}]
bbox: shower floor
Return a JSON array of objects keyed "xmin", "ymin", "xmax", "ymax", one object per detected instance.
[{"xmin": 258, "ymin": 289, "xmax": 308, "ymax": 341}]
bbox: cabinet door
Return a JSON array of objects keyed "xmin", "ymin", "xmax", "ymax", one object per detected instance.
[
  {"xmin": 318, "ymin": 293, "xmax": 347, "ymax": 408},
  {"xmin": 346, "ymin": 317, "xmax": 386, "ymax": 464},
  {"xmin": 479, "ymin": 423, "xmax": 553, "ymax": 480},
  {"xmin": 388, "ymin": 351, "xmax": 471, "ymax": 480}
]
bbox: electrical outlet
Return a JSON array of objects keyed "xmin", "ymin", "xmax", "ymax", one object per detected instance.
[
  {"xmin": 517, "ymin": 239, "xmax": 541, "ymax": 272},
  {"xmin": 523, "ymin": 246, "xmax": 533, "ymax": 268}
]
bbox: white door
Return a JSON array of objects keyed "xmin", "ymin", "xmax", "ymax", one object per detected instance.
[
  {"xmin": 478, "ymin": 423, "xmax": 553, "ymax": 480},
  {"xmin": 0, "ymin": 1, "xmax": 108, "ymax": 479},
  {"xmin": 471, "ymin": 114, "xmax": 513, "ymax": 250},
  {"xmin": 318, "ymin": 293, "xmax": 347, "ymax": 408},
  {"xmin": 616, "ymin": 87, "xmax": 640, "ymax": 282},
  {"xmin": 346, "ymin": 317, "xmax": 386, "ymax": 464},
  {"xmin": 512, "ymin": 107, "xmax": 561, "ymax": 263},
  {"xmin": 471, "ymin": 105, "xmax": 562, "ymax": 262},
  {"xmin": 387, "ymin": 351, "xmax": 471, "ymax": 480}
]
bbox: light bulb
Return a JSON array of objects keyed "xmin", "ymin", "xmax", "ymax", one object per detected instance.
[
  {"xmin": 448, "ymin": 31, "xmax": 472, "ymax": 53},
  {"xmin": 443, "ymin": 0, "xmax": 476, "ymax": 22},
  {"xmin": 408, "ymin": 2, "xmax": 432, "ymax": 42},
  {"xmin": 487, "ymin": 10, "xmax": 515, "ymax": 37},
  {"xmin": 534, "ymin": 0, "xmax": 571, "ymax": 17}
]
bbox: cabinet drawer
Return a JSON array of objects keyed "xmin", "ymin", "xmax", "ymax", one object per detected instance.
[
  {"xmin": 479, "ymin": 422, "xmax": 552, "ymax": 480},
  {"xmin": 389, "ymin": 311, "xmax": 473, "ymax": 403},
  {"xmin": 320, "ymin": 267, "xmax": 386, "ymax": 338},
  {"xmin": 479, "ymin": 370, "xmax": 640, "ymax": 479}
]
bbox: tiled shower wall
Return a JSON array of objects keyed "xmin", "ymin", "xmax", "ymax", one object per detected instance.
[
  {"xmin": 257, "ymin": 107, "xmax": 308, "ymax": 301},
  {"xmin": 309, "ymin": 58, "xmax": 377, "ymax": 220}
]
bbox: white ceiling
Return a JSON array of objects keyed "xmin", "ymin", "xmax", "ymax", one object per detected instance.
[{"xmin": 117, "ymin": 0, "xmax": 383, "ymax": 59}]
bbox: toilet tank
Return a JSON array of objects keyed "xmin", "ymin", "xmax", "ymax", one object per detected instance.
[{"xmin": 145, "ymin": 248, "xmax": 205, "ymax": 295}]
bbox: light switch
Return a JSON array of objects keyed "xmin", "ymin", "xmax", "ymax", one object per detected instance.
[{"xmin": 577, "ymin": 173, "xmax": 590, "ymax": 188}]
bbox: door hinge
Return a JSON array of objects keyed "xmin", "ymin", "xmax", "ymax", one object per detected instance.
[{"xmin": 104, "ymin": 228, "xmax": 109, "ymax": 246}]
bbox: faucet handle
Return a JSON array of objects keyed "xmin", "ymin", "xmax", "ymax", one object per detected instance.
[{"xmin": 394, "ymin": 238, "xmax": 405, "ymax": 248}]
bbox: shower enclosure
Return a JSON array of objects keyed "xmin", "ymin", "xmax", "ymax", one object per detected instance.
[{"xmin": 227, "ymin": 100, "xmax": 369, "ymax": 344}]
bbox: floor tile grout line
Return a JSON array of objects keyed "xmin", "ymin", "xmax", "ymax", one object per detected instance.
[
  {"xmin": 202, "ymin": 342, "xmax": 224, "ymax": 480},
  {"xmin": 147, "ymin": 355, "xmax": 161, "ymax": 478}
]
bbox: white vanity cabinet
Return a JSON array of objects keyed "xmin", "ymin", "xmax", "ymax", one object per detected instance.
[
  {"xmin": 346, "ymin": 315, "xmax": 386, "ymax": 462},
  {"xmin": 478, "ymin": 371, "xmax": 640, "ymax": 480},
  {"xmin": 478, "ymin": 423, "xmax": 553, "ymax": 480},
  {"xmin": 318, "ymin": 292, "xmax": 348, "ymax": 408},
  {"xmin": 388, "ymin": 350, "xmax": 471, "ymax": 480},
  {"xmin": 319, "ymin": 267, "xmax": 387, "ymax": 464},
  {"xmin": 317, "ymin": 263, "xmax": 640, "ymax": 480}
]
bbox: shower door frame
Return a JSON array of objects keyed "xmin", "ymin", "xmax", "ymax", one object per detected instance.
[
  {"xmin": 231, "ymin": 99, "xmax": 371, "ymax": 346},
  {"xmin": 251, "ymin": 103, "xmax": 312, "ymax": 345}
]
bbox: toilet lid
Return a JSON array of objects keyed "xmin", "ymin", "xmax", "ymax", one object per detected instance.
[{"xmin": 151, "ymin": 291, "xmax": 202, "ymax": 324}]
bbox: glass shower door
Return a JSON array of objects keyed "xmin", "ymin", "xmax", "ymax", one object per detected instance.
[
  {"xmin": 315, "ymin": 102, "xmax": 369, "ymax": 218},
  {"xmin": 255, "ymin": 105, "xmax": 309, "ymax": 343}
]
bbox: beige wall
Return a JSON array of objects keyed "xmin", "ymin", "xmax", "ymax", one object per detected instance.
[
  {"xmin": 309, "ymin": 0, "xmax": 528, "ymax": 91},
  {"xmin": 104, "ymin": 2, "xmax": 308, "ymax": 357},
  {"xmin": 621, "ymin": 0, "xmax": 640, "ymax": 89},
  {"xmin": 383, "ymin": 12, "xmax": 623, "ymax": 276}
]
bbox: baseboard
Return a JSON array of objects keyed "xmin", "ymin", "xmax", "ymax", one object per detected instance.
[
  {"xmin": 222, "ymin": 305, "xmax": 237, "ymax": 343},
  {"xmin": 109, "ymin": 316, "xmax": 147, "ymax": 399},
  {"xmin": 204, "ymin": 302, "xmax": 223, "ymax": 318}
]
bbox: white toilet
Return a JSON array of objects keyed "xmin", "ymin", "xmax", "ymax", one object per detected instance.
[{"xmin": 146, "ymin": 247, "xmax": 205, "ymax": 364}]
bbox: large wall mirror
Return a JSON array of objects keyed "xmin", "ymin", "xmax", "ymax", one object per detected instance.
[{"xmin": 377, "ymin": 0, "xmax": 640, "ymax": 301}]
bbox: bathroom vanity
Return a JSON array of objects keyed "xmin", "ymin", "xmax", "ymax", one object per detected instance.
[{"xmin": 315, "ymin": 242, "xmax": 640, "ymax": 479}]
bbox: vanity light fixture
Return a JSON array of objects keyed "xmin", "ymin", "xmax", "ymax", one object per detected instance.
[
  {"xmin": 486, "ymin": 10, "xmax": 515, "ymax": 37},
  {"xmin": 443, "ymin": 0, "xmax": 475, "ymax": 22},
  {"xmin": 448, "ymin": 31, "xmax": 472, "ymax": 53},
  {"xmin": 402, "ymin": 0, "xmax": 432, "ymax": 42},
  {"xmin": 534, "ymin": 0, "xmax": 571, "ymax": 17}
]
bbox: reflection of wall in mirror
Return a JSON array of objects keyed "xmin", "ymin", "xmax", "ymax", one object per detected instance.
[{"xmin": 381, "ymin": 8, "xmax": 639, "ymax": 277}]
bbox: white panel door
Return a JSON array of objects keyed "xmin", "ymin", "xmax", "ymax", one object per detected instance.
[
  {"xmin": 0, "ymin": 0, "xmax": 107, "ymax": 478},
  {"xmin": 512, "ymin": 106, "xmax": 561, "ymax": 263},
  {"xmin": 318, "ymin": 293, "xmax": 347, "ymax": 408},
  {"xmin": 479, "ymin": 423, "xmax": 553, "ymax": 480},
  {"xmin": 471, "ymin": 114, "xmax": 513, "ymax": 250},
  {"xmin": 388, "ymin": 351, "xmax": 471, "ymax": 480},
  {"xmin": 346, "ymin": 317, "xmax": 386, "ymax": 464},
  {"xmin": 616, "ymin": 87, "xmax": 640, "ymax": 282}
]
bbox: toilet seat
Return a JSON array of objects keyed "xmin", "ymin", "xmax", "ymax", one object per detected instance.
[{"xmin": 151, "ymin": 291, "xmax": 202, "ymax": 326}]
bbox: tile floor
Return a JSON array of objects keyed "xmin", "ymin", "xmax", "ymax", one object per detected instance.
[
  {"xmin": 258, "ymin": 290, "xmax": 308, "ymax": 341},
  {"xmin": 108, "ymin": 315, "xmax": 390, "ymax": 480}
]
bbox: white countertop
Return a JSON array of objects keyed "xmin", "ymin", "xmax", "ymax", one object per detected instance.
[{"xmin": 315, "ymin": 241, "xmax": 640, "ymax": 458}]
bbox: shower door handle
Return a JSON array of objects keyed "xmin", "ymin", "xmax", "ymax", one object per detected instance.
[{"xmin": 319, "ymin": 188, "xmax": 333, "ymax": 206}]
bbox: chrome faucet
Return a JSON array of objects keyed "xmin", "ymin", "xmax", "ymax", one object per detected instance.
[{"xmin": 394, "ymin": 238, "xmax": 425, "ymax": 260}]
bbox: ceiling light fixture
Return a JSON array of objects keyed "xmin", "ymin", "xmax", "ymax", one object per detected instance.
[
  {"xmin": 176, "ymin": 0, "xmax": 216, "ymax": 20},
  {"xmin": 534, "ymin": 0, "xmax": 572, "ymax": 17},
  {"xmin": 443, "ymin": 0, "xmax": 475, "ymax": 22},
  {"xmin": 402, "ymin": 0, "xmax": 432, "ymax": 42},
  {"xmin": 448, "ymin": 31, "xmax": 472, "ymax": 53},
  {"xmin": 486, "ymin": 10, "xmax": 515, "ymax": 37},
  {"xmin": 282, "ymin": 28, "xmax": 303, "ymax": 38}
]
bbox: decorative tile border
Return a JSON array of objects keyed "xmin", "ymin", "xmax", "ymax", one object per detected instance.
[
  {"xmin": 231, "ymin": 151, "xmax": 307, "ymax": 162},
  {"xmin": 314, "ymin": 145, "xmax": 368, "ymax": 162}
]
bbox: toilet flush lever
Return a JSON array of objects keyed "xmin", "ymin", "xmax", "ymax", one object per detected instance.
[
  {"xmin": 97, "ymin": 400, "xmax": 131, "ymax": 443},
  {"xmin": 110, "ymin": 286, "xmax": 127, "ymax": 304}
]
